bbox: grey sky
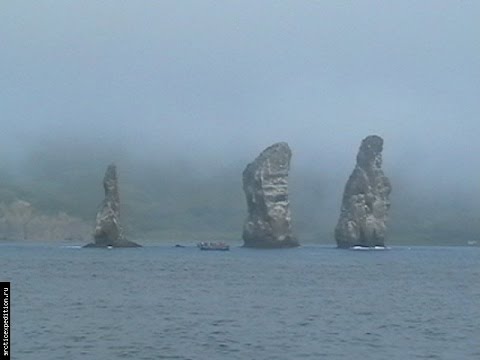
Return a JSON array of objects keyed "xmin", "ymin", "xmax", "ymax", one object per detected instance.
[{"xmin": 1, "ymin": 1, "xmax": 479, "ymax": 190}]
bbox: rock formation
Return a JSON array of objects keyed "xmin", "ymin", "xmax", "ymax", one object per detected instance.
[
  {"xmin": 0, "ymin": 200, "xmax": 90, "ymax": 241},
  {"xmin": 242, "ymin": 142, "xmax": 299, "ymax": 248},
  {"xmin": 84, "ymin": 164, "xmax": 140, "ymax": 248},
  {"xmin": 335, "ymin": 135, "xmax": 391, "ymax": 248}
]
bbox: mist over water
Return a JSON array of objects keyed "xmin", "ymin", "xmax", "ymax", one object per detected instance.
[
  {"xmin": 1, "ymin": 4, "xmax": 480, "ymax": 360},
  {"xmin": 1, "ymin": 2, "xmax": 480, "ymax": 243}
]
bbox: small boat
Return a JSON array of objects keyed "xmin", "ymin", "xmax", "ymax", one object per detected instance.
[{"xmin": 197, "ymin": 242, "xmax": 230, "ymax": 251}]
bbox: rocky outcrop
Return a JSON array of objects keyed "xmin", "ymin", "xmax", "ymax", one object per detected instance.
[
  {"xmin": 84, "ymin": 164, "xmax": 140, "ymax": 248},
  {"xmin": 335, "ymin": 135, "xmax": 392, "ymax": 248},
  {"xmin": 242, "ymin": 142, "xmax": 298, "ymax": 248},
  {"xmin": 0, "ymin": 200, "xmax": 91, "ymax": 241}
]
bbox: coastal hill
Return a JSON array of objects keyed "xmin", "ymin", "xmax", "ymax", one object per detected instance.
[{"xmin": 0, "ymin": 143, "xmax": 478, "ymax": 245}]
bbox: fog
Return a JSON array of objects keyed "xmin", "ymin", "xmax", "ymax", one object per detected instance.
[{"xmin": 1, "ymin": 1, "xmax": 479, "ymax": 243}]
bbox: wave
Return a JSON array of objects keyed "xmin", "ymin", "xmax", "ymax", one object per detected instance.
[{"xmin": 351, "ymin": 246, "xmax": 390, "ymax": 251}]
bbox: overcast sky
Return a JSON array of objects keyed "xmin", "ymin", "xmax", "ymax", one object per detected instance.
[{"xmin": 1, "ymin": 1, "xmax": 479, "ymax": 190}]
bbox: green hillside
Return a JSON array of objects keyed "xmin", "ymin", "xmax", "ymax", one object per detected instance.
[{"xmin": 1, "ymin": 143, "xmax": 479, "ymax": 245}]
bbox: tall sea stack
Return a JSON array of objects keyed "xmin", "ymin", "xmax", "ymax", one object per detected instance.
[
  {"xmin": 242, "ymin": 142, "xmax": 299, "ymax": 248},
  {"xmin": 335, "ymin": 135, "xmax": 391, "ymax": 248},
  {"xmin": 84, "ymin": 164, "xmax": 140, "ymax": 248}
]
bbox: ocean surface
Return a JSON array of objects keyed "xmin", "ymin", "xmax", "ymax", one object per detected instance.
[{"xmin": 1, "ymin": 243, "xmax": 479, "ymax": 360}]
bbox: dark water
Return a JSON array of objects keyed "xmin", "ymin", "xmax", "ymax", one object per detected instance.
[{"xmin": 1, "ymin": 243, "xmax": 479, "ymax": 360}]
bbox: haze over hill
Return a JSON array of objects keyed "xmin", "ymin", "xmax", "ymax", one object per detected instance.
[{"xmin": 1, "ymin": 1, "xmax": 479, "ymax": 244}]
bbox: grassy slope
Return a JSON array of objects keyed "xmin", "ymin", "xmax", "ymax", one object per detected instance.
[{"xmin": 1, "ymin": 153, "xmax": 478, "ymax": 245}]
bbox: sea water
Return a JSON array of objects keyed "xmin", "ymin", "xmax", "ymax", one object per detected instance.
[{"xmin": 1, "ymin": 243, "xmax": 479, "ymax": 360}]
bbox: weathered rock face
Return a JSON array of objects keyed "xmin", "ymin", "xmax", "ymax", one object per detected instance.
[
  {"xmin": 335, "ymin": 135, "xmax": 392, "ymax": 248},
  {"xmin": 84, "ymin": 164, "xmax": 140, "ymax": 248},
  {"xmin": 242, "ymin": 142, "xmax": 299, "ymax": 248},
  {"xmin": 0, "ymin": 200, "xmax": 91, "ymax": 241}
]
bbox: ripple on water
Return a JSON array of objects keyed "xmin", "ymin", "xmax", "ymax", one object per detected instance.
[{"xmin": 2, "ymin": 245, "xmax": 479, "ymax": 360}]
